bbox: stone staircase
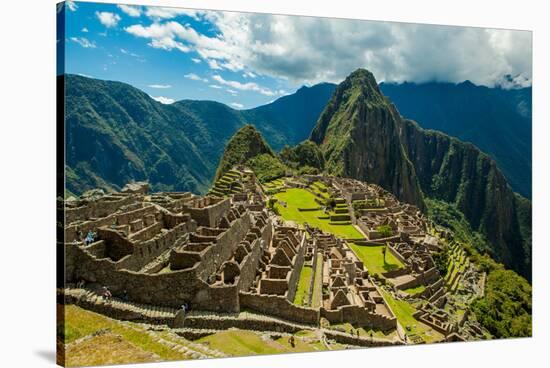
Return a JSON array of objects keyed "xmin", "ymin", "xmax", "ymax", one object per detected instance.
[{"xmin": 63, "ymin": 288, "xmax": 178, "ymax": 325}]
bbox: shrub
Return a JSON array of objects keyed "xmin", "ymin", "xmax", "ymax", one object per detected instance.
[{"xmin": 376, "ymin": 225, "xmax": 393, "ymax": 238}]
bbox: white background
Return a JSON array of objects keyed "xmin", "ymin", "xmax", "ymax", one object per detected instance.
[{"xmin": 1, "ymin": 0, "xmax": 548, "ymax": 367}]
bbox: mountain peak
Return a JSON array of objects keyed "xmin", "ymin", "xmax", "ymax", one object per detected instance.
[
  {"xmin": 214, "ymin": 124, "xmax": 275, "ymax": 180},
  {"xmin": 347, "ymin": 68, "xmax": 378, "ymax": 84},
  {"xmin": 310, "ymin": 69, "xmax": 425, "ymax": 209},
  {"xmin": 338, "ymin": 68, "xmax": 387, "ymax": 107}
]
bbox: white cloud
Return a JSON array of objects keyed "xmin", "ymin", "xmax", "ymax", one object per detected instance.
[
  {"xmin": 148, "ymin": 84, "xmax": 171, "ymax": 89},
  {"xmin": 212, "ymin": 75, "xmax": 274, "ymax": 96},
  {"xmin": 226, "ymin": 89, "xmax": 238, "ymax": 96},
  {"xmin": 191, "ymin": 58, "xmax": 201, "ymax": 64},
  {"xmin": 243, "ymin": 71, "xmax": 256, "ymax": 78},
  {"xmin": 230, "ymin": 102, "xmax": 244, "ymax": 109},
  {"xmin": 96, "ymin": 11, "xmax": 121, "ymax": 28},
  {"xmin": 81, "ymin": 27, "xmax": 88, "ymax": 33},
  {"xmin": 145, "ymin": 7, "xmax": 204, "ymax": 21},
  {"xmin": 120, "ymin": 48, "xmax": 140, "ymax": 57},
  {"xmin": 206, "ymin": 59, "xmax": 222, "ymax": 70},
  {"xmin": 70, "ymin": 37, "xmax": 96, "ymax": 48},
  {"xmin": 125, "ymin": 23, "xmax": 192, "ymax": 52},
  {"xmin": 184, "ymin": 73, "xmax": 208, "ymax": 82},
  {"xmin": 66, "ymin": 1, "xmax": 78, "ymax": 12},
  {"xmin": 151, "ymin": 96, "xmax": 175, "ymax": 104},
  {"xmin": 125, "ymin": 12, "xmax": 532, "ymax": 87},
  {"xmin": 117, "ymin": 5, "xmax": 142, "ymax": 17},
  {"xmin": 77, "ymin": 73, "xmax": 93, "ymax": 78},
  {"xmin": 209, "ymin": 85, "xmax": 222, "ymax": 89}
]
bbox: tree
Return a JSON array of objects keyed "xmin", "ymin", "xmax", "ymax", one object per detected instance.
[
  {"xmin": 376, "ymin": 225, "xmax": 393, "ymax": 238},
  {"xmin": 432, "ymin": 248, "xmax": 449, "ymax": 276},
  {"xmin": 268, "ymin": 197, "xmax": 278, "ymax": 209}
]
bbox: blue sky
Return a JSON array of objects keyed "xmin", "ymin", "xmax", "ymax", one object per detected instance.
[{"xmin": 58, "ymin": 1, "xmax": 532, "ymax": 109}]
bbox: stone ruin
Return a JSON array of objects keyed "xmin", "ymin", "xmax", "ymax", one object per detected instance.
[{"xmin": 60, "ymin": 170, "xmax": 487, "ymax": 345}]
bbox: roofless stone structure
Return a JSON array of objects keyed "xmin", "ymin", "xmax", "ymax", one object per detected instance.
[{"xmin": 60, "ymin": 168, "xmax": 487, "ymax": 344}]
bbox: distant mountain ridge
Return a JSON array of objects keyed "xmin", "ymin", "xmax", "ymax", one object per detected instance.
[
  {"xmin": 64, "ymin": 74, "xmax": 532, "ymax": 199},
  {"xmin": 380, "ymin": 81, "xmax": 532, "ymax": 198},
  {"xmin": 63, "ymin": 74, "xmax": 332, "ymax": 195}
]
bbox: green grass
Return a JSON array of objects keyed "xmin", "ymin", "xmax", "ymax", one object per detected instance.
[
  {"xmin": 197, "ymin": 329, "xmax": 325, "ymax": 356},
  {"xmin": 197, "ymin": 330, "xmax": 281, "ymax": 356},
  {"xmin": 311, "ymin": 255, "xmax": 324, "ymax": 308},
  {"xmin": 65, "ymin": 332, "xmax": 159, "ymax": 366},
  {"xmin": 380, "ymin": 290, "xmax": 444, "ymax": 344},
  {"xmin": 348, "ymin": 243, "xmax": 403, "ymax": 275},
  {"xmin": 61, "ymin": 305, "xmax": 187, "ymax": 364},
  {"xmin": 402, "ymin": 285, "xmax": 426, "ymax": 295},
  {"xmin": 294, "ymin": 265, "xmax": 313, "ymax": 306},
  {"xmin": 273, "ymin": 188, "xmax": 363, "ymax": 239}
]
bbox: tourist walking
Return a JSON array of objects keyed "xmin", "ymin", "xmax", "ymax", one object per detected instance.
[{"xmin": 102, "ymin": 286, "xmax": 112, "ymax": 302}]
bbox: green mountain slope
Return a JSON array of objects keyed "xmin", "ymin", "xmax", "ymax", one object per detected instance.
[
  {"xmin": 64, "ymin": 74, "xmax": 215, "ymax": 195},
  {"xmin": 63, "ymin": 75, "xmax": 333, "ymax": 195},
  {"xmin": 215, "ymin": 125, "xmax": 286, "ymax": 183},
  {"xmin": 425, "ymin": 198, "xmax": 531, "ymax": 338},
  {"xmin": 280, "ymin": 140, "xmax": 325, "ymax": 173},
  {"xmin": 310, "ymin": 68, "xmax": 531, "ymax": 280}
]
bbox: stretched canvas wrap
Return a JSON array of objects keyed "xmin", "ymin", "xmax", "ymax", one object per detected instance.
[{"xmin": 56, "ymin": 1, "xmax": 533, "ymax": 366}]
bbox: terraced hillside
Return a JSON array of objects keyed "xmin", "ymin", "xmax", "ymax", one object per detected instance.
[{"xmin": 209, "ymin": 169, "xmax": 245, "ymax": 197}]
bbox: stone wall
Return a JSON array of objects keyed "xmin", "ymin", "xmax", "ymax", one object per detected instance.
[
  {"xmin": 320, "ymin": 306, "xmax": 397, "ymax": 331},
  {"xmin": 286, "ymin": 233, "xmax": 306, "ymax": 302},
  {"xmin": 239, "ymin": 292, "xmax": 319, "ymax": 325},
  {"xmin": 259, "ymin": 279, "xmax": 289, "ymax": 295},
  {"xmin": 96, "ymin": 228, "xmax": 134, "ymax": 262},
  {"xmin": 183, "ymin": 314, "xmax": 309, "ymax": 334},
  {"xmin": 195, "ymin": 212, "xmax": 252, "ymax": 280},
  {"xmin": 394, "ymin": 267, "xmax": 440, "ymax": 291},
  {"xmin": 184, "ymin": 197, "xmax": 230, "ymax": 227},
  {"xmin": 194, "ymin": 284, "xmax": 240, "ymax": 312},
  {"xmin": 323, "ymin": 329, "xmax": 402, "ymax": 347},
  {"xmin": 387, "ymin": 243, "xmax": 408, "ymax": 265},
  {"xmin": 66, "ymin": 243, "xmax": 199, "ymax": 305},
  {"xmin": 236, "ymin": 219, "xmax": 273, "ymax": 293},
  {"xmin": 382, "ymin": 267, "xmax": 412, "ymax": 279},
  {"xmin": 65, "ymin": 195, "xmax": 136, "ymax": 224}
]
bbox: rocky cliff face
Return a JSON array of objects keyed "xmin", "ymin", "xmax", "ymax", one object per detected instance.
[
  {"xmin": 380, "ymin": 81, "xmax": 532, "ymax": 198},
  {"xmin": 311, "ymin": 69, "xmax": 425, "ymax": 209},
  {"xmin": 311, "ymin": 68, "xmax": 531, "ymax": 279},
  {"xmin": 398, "ymin": 119, "xmax": 531, "ymax": 279}
]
